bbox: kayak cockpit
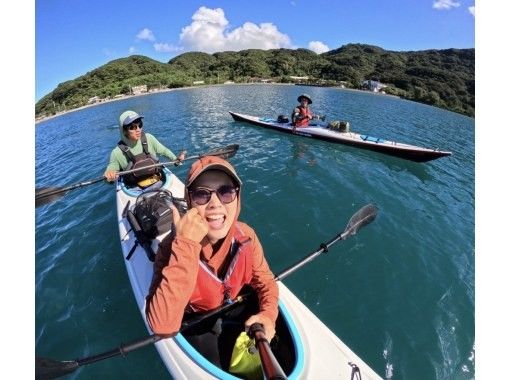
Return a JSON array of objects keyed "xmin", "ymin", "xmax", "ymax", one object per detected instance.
[
  {"xmin": 174, "ymin": 296, "xmax": 304, "ymax": 379},
  {"xmin": 119, "ymin": 167, "xmax": 174, "ymax": 197}
]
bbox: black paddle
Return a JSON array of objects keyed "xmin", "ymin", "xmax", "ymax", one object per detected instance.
[
  {"xmin": 248, "ymin": 323, "xmax": 287, "ymax": 380},
  {"xmin": 275, "ymin": 203, "xmax": 377, "ymax": 281},
  {"xmin": 35, "ymin": 203, "xmax": 378, "ymax": 380},
  {"xmin": 35, "ymin": 144, "xmax": 240, "ymax": 208}
]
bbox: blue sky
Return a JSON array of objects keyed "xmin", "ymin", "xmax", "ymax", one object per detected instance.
[{"xmin": 36, "ymin": 0, "xmax": 475, "ymax": 101}]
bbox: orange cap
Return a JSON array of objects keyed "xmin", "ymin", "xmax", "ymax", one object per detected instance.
[{"xmin": 186, "ymin": 156, "xmax": 242, "ymax": 189}]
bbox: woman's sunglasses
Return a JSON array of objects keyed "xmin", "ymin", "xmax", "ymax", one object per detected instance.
[
  {"xmin": 189, "ymin": 185, "xmax": 239, "ymax": 205},
  {"xmin": 126, "ymin": 119, "xmax": 143, "ymax": 131}
]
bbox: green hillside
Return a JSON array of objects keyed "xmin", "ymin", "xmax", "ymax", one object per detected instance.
[{"xmin": 35, "ymin": 44, "xmax": 474, "ymax": 118}]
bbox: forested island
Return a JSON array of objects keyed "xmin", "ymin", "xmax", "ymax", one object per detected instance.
[{"xmin": 35, "ymin": 43, "xmax": 474, "ymax": 119}]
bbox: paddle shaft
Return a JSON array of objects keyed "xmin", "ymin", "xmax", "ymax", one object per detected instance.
[
  {"xmin": 275, "ymin": 230, "xmax": 348, "ymax": 282},
  {"xmin": 35, "ymin": 144, "xmax": 238, "ymax": 203},
  {"xmin": 77, "ymin": 334, "xmax": 164, "ymax": 366},
  {"xmin": 35, "ymin": 158, "xmax": 183, "ymax": 201},
  {"xmin": 250, "ymin": 323, "xmax": 287, "ymax": 380}
]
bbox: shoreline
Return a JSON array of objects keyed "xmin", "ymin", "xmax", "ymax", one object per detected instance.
[
  {"xmin": 35, "ymin": 83, "xmax": 292, "ymax": 125},
  {"xmin": 34, "ymin": 83, "xmax": 408, "ymax": 125},
  {"xmin": 35, "ymin": 86, "xmax": 188, "ymax": 125}
]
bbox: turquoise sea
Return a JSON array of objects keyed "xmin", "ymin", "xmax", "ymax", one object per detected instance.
[{"xmin": 35, "ymin": 84, "xmax": 475, "ymax": 379}]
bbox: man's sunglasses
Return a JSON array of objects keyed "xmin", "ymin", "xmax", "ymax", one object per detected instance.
[
  {"xmin": 189, "ymin": 185, "xmax": 239, "ymax": 205},
  {"xmin": 126, "ymin": 119, "xmax": 143, "ymax": 131}
]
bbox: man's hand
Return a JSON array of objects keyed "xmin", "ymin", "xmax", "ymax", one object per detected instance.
[
  {"xmin": 174, "ymin": 150, "xmax": 187, "ymax": 166},
  {"xmin": 104, "ymin": 170, "xmax": 118, "ymax": 182},
  {"xmin": 177, "ymin": 150, "xmax": 187, "ymax": 161}
]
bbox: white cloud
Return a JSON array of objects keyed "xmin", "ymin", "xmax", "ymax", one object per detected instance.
[
  {"xmin": 136, "ymin": 28, "xmax": 155, "ymax": 41},
  {"xmin": 154, "ymin": 43, "xmax": 183, "ymax": 53},
  {"xmin": 468, "ymin": 6, "xmax": 475, "ymax": 16},
  {"xmin": 128, "ymin": 46, "xmax": 136, "ymax": 54},
  {"xmin": 179, "ymin": 6, "xmax": 293, "ymax": 53},
  {"xmin": 308, "ymin": 41, "xmax": 329, "ymax": 54},
  {"xmin": 433, "ymin": 0, "xmax": 460, "ymax": 10}
]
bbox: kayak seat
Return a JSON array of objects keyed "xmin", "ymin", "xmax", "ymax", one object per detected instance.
[{"xmin": 360, "ymin": 134, "xmax": 386, "ymax": 143}]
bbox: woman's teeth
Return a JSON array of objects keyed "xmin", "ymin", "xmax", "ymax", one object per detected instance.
[{"xmin": 207, "ymin": 215, "xmax": 225, "ymax": 229}]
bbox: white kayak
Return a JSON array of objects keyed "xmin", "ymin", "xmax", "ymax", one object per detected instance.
[
  {"xmin": 116, "ymin": 167, "xmax": 382, "ymax": 379},
  {"xmin": 229, "ymin": 111, "xmax": 451, "ymax": 163}
]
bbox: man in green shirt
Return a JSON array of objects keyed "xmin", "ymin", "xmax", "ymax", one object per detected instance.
[{"xmin": 104, "ymin": 110, "xmax": 185, "ymax": 188}]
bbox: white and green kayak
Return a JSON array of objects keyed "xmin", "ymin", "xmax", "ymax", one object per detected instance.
[{"xmin": 115, "ymin": 167, "xmax": 382, "ymax": 379}]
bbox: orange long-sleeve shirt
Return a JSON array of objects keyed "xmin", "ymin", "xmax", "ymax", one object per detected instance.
[{"xmin": 145, "ymin": 221, "xmax": 279, "ymax": 335}]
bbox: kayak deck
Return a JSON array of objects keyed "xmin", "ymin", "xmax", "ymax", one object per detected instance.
[
  {"xmin": 116, "ymin": 168, "xmax": 382, "ymax": 379},
  {"xmin": 229, "ymin": 111, "xmax": 451, "ymax": 162}
]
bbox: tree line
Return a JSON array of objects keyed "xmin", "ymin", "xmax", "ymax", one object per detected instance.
[{"xmin": 35, "ymin": 44, "xmax": 474, "ymax": 118}]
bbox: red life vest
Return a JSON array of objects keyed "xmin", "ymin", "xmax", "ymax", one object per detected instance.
[
  {"xmin": 187, "ymin": 224, "xmax": 253, "ymax": 312},
  {"xmin": 294, "ymin": 106, "xmax": 312, "ymax": 127}
]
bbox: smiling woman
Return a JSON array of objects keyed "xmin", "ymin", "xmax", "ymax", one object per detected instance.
[{"xmin": 145, "ymin": 155, "xmax": 280, "ymax": 371}]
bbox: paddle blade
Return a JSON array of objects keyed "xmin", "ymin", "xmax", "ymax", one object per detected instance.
[
  {"xmin": 201, "ymin": 144, "xmax": 239, "ymax": 160},
  {"xmin": 343, "ymin": 204, "xmax": 378, "ymax": 238},
  {"xmin": 35, "ymin": 187, "xmax": 67, "ymax": 208},
  {"xmin": 35, "ymin": 357, "xmax": 79, "ymax": 380}
]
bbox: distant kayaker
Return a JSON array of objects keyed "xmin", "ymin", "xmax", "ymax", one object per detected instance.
[
  {"xmin": 291, "ymin": 93, "xmax": 316, "ymax": 130},
  {"xmin": 146, "ymin": 156, "xmax": 279, "ymax": 368},
  {"xmin": 103, "ymin": 110, "xmax": 186, "ymax": 189}
]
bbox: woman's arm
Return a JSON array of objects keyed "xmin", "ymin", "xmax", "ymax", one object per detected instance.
[{"xmin": 145, "ymin": 236, "xmax": 201, "ymax": 334}]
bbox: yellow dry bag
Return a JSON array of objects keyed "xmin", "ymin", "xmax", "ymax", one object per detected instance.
[{"xmin": 229, "ymin": 332, "xmax": 263, "ymax": 380}]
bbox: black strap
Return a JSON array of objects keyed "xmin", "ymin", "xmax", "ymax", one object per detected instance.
[
  {"xmin": 125, "ymin": 240, "xmax": 155, "ymax": 262},
  {"xmin": 126, "ymin": 241, "xmax": 138, "ymax": 261},
  {"xmin": 125, "ymin": 209, "xmax": 155, "ymax": 262},
  {"xmin": 121, "ymin": 200, "xmax": 131, "ymax": 218},
  {"xmin": 141, "ymin": 242, "xmax": 156, "ymax": 262},
  {"xmin": 117, "ymin": 141, "xmax": 136, "ymax": 162},
  {"xmin": 140, "ymin": 132, "xmax": 150, "ymax": 155},
  {"xmin": 117, "ymin": 132, "xmax": 149, "ymax": 162}
]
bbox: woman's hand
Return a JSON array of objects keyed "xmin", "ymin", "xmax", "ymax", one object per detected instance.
[
  {"xmin": 171, "ymin": 205, "xmax": 209, "ymax": 243},
  {"xmin": 245, "ymin": 313, "xmax": 275, "ymax": 342}
]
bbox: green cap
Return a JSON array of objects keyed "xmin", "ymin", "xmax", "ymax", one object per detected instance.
[{"xmin": 119, "ymin": 110, "xmax": 143, "ymax": 128}]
